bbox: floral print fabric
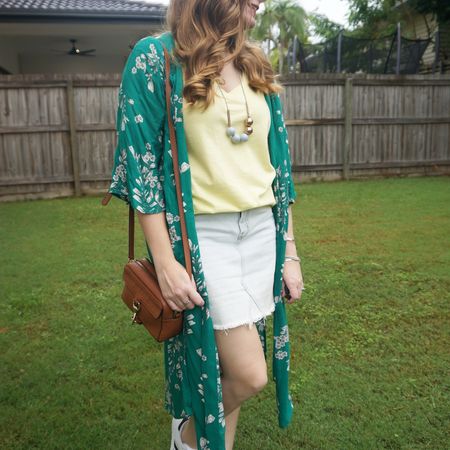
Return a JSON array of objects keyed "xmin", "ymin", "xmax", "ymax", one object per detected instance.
[{"xmin": 108, "ymin": 32, "xmax": 298, "ymax": 450}]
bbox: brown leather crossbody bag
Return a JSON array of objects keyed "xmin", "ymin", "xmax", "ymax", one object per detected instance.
[{"xmin": 102, "ymin": 44, "xmax": 191, "ymax": 342}]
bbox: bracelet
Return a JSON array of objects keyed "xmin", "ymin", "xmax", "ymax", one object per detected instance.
[
  {"xmin": 285, "ymin": 235, "xmax": 295, "ymax": 241},
  {"xmin": 285, "ymin": 255, "xmax": 301, "ymax": 262}
]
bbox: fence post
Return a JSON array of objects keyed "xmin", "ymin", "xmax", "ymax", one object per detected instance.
[
  {"xmin": 337, "ymin": 29, "xmax": 343, "ymax": 73},
  {"xmin": 396, "ymin": 22, "xmax": 401, "ymax": 75},
  {"xmin": 278, "ymin": 41, "xmax": 284, "ymax": 75},
  {"xmin": 343, "ymin": 76, "xmax": 353, "ymax": 180},
  {"xmin": 432, "ymin": 30, "xmax": 440, "ymax": 74},
  {"xmin": 293, "ymin": 35, "xmax": 298, "ymax": 76},
  {"xmin": 66, "ymin": 80, "xmax": 81, "ymax": 197},
  {"xmin": 287, "ymin": 38, "xmax": 292, "ymax": 75}
]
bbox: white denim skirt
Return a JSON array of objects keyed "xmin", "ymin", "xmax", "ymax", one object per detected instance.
[{"xmin": 194, "ymin": 205, "xmax": 277, "ymax": 332}]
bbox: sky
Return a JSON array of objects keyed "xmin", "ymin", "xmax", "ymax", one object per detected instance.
[
  {"xmin": 149, "ymin": 0, "xmax": 350, "ymax": 27},
  {"xmin": 294, "ymin": 0, "xmax": 349, "ymax": 26}
]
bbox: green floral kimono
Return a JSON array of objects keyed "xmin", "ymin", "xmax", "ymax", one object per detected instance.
[{"xmin": 107, "ymin": 32, "xmax": 298, "ymax": 450}]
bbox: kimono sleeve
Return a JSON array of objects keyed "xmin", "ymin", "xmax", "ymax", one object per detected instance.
[
  {"xmin": 275, "ymin": 93, "xmax": 298, "ymax": 205},
  {"xmin": 108, "ymin": 37, "xmax": 167, "ymax": 214}
]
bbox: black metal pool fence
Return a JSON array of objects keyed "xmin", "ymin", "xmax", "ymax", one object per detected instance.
[{"xmin": 287, "ymin": 24, "xmax": 449, "ymax": 75}]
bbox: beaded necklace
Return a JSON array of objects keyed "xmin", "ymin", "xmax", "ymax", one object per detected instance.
[{"xmin": 216, "ymin": 73, "xmax": 254, "ymax": 144}]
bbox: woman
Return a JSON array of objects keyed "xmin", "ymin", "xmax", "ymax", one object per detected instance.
[{"xmin": 106, "ymin": 1, "xmax": 304, "ymax": 449}]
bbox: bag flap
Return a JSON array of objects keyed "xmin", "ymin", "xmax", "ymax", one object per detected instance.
[{"xmin": 123, "ymin": 260, "xmax": 164, "ymax": 319}]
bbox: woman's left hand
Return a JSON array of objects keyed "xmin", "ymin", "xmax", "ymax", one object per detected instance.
[{"xmin": 282, "ymin": 258, "xmax": 304, "ymax": 304}]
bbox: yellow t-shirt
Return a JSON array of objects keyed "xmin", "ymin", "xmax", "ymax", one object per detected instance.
[{"xmin": 182, "ymin": 71, "xmax": 276, "ymax": 215}]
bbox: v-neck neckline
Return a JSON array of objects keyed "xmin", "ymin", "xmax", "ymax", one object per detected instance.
[
  {"xmin": 180, "ymin": 69, "xmax": 246, "ymax": 96},
  {"xmin": 215, "ymin": 72, "xmax": 246, "ymax": 95}
]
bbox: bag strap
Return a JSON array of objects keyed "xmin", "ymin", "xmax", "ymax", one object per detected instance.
[
  {"xmin": 103, "ymin": 43, "xmax": 192, "ymax": 278},
  {"xmin": 161, "ymin": 46, "xmax": 192, "ymax": 278}
]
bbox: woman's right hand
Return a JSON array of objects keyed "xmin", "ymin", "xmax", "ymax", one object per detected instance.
[
  {"xmin": 136, "ymin": 211, "xmax": 204, "ymax": 312},
  {"xmin": 155, "ymin": 259, "xmax": 205, "ymax": 312}
]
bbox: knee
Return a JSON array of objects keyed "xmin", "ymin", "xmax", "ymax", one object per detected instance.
[
  {"xmin": 236, "ymin": 369, "xmax": 268, "ymax": 398},
  {"xmin": 250, "ymin": 371, "xmax": 268, "ymax": 394}
]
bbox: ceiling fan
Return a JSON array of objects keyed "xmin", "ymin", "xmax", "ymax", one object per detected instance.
[{"xmin": 52, "ymin": 39, "xmax": 96, "ymax": 57}]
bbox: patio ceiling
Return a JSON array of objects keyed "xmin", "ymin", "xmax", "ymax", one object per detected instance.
[
  {"xmin": 0, "ymin": 1, "xmax": 167, "ymax": 73},
  {"xmin": 1, "ymin": 21, "xmax": 164, "ymax": 56}
]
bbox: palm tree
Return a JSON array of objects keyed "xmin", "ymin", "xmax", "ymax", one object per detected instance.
[{"xmin": 250, "ymin": 0, "xmax": 307, "ymax": 74}]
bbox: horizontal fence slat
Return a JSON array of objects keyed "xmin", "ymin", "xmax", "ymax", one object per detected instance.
[
  {"xmin": 352, "ymin": 117, "xmax": 450, "ymax": 125},
  {"xmin": 292, "ymin": 160, "xmax": 450, "ymax": 172},
  {"xmin": 0, "ymin": 78, "xmax": 121, "ymax": 89},
  {"xmin": 280, "ymin": 73, "xmax": 450, "ymax": 86},
  {"xmin": 0, "ymin": 125, "xmax": 69, "ymax": 134},
  {"xmin": 0, "ymin": 174, "xmax": 112, "ymax": 186},
  {"xmin": 3, "ymin": 118, "xmax": 447, "ymax": 134},
  {"xmin": 77, "ymin": 123, "xmax": 116, "ymax": 132},
  {"xmin": 0, "ymin": 123, "xmax": 116, "ymax": 134},
  {"xmin": 0, "ymin": 82, "xmax": 69, "ymax": 89},
  {"xmin": 286, "ymin": 117, "xmax": 450, "ymax": 126},
  {"xmin": 4, "ymin": 159, "xmax": 449, "ymax": 186}
]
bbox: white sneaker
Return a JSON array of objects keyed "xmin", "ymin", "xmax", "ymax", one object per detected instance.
[{"xmin": 170, "ymin": 416, "xmax": 191, "ymax": 450}]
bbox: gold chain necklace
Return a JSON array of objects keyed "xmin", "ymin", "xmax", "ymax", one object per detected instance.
[{"xmin": 216, "ymin": 73, "xmax": 254, "ymax": 144}]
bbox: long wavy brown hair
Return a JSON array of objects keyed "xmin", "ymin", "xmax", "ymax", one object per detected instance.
[{"xmin": 163, "ymin": 0, "xmax": 283, "ymax": 111}]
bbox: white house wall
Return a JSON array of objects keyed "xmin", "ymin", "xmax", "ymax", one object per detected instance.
[
  {"xmin": 18, "ymin": 50, "xmax": 125, "ymax": 74},
  {"xmin": 402, "ymin": 12, "xmax": 437, "ymax": 70},
  {"xmin": 0, "ymin": 37, "xmax": 20, "ymax": 73}
]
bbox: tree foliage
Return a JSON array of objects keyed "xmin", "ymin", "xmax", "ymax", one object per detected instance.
[
  {"xmin": 408, "ymin": 0, "xmax": 450, "ymax": 25},
  {"xmin": 347, "ymin": 0, "xmax": 398, "ymax": 37},
  {"xmin": 308, "ymin": 13, "xmax": 342, "ymax": 41},
  {"xmin": 250, "ymin": 0, "xmax": 307, "ymax": 72},
  {"xmin": 347, "ymin": 0, "xmax": 449, "ymax": 38}
]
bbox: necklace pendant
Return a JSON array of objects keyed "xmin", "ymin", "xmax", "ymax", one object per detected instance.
[
  {"xmin": 219, "ymin": 75, "xmax": 254, "ymax": 145},
  {"xmin": 244, "ymin": 117, "xmax": 253, "ymax": 135},
  {"xmin": 226, "ymin": 127, "xmax": 236, "ymax": 137}
]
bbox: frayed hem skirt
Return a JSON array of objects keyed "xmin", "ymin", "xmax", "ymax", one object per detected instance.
[{"xmin": 194, "ymin": 205, "xmax": 277, "ymax": 332}]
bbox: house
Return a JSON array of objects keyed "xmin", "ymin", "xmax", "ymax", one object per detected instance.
[
  {"xmin": 395, "ymin": 0, "xmax": 449, "ymax": 73},
  {"xmin": 0, "ymin": 0, "xmax": 168, "ymax": 74}
]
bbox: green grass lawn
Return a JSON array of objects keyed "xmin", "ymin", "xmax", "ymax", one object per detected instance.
[{"xmin": 1, "ymin": 176, "xmax": 449, "ymax": 450}]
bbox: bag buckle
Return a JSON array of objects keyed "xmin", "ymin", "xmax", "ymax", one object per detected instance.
[{"xmin": 131, "ymin": 300, "xmax": 141, "ymax": 324}]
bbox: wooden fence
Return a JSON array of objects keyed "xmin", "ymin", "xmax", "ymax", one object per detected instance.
[
  {"xmin": 0, "ymin": 73, "xmax": 449, "ymax": 202},
  {"xmin": 280, "ymin": 73, "xmax": 450, "ymax": 182}
]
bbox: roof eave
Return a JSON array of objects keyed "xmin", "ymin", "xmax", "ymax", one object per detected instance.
[{"xmin": 0, "ymin": 9, "xmax": 166, "ymax": 22}]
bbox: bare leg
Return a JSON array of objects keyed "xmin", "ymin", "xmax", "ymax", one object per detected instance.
[{"xmin": 181, "ymin": 323, "xmax": 267, "ymax": 450}]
